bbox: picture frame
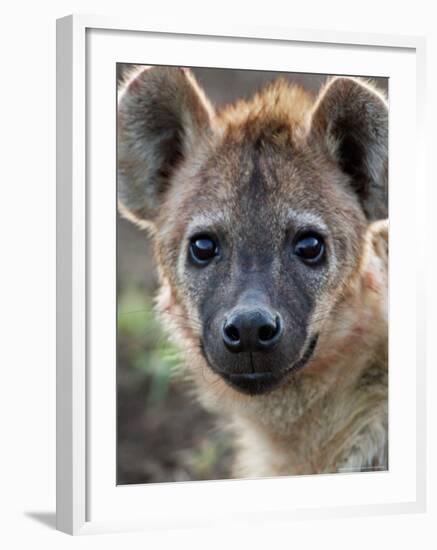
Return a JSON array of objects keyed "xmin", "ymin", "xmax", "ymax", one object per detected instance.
[{"xmin": 56, "ymin": 14, "xmax": 427, "ymax": 535}]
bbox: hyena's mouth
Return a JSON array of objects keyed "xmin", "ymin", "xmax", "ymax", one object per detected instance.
[
  {"xmin": 287, "ymin": 334, "xmax": 319, "ymax": 374},
  {"xmin": 215, "ymin": 334, "xmax": 319, "ymax": 396},
  {"xmin": 222, "ymin": 371, "xmax": 279, "ymax": 395}
]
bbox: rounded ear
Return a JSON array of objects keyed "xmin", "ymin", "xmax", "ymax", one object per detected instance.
[
  {"xmin": 117, "ymin": 66, "xmax": 215, "ymax": 227},
  {"xmin": 358, "ymin": 219, "xmax": 388, "ymax": 324},
  {"xmin": 309, "ymin": 77, "xmax": 388, "ymax": 221},
  {"xmin": 366, "ymin": 219, "xmax": 388, "ymax": 265}
]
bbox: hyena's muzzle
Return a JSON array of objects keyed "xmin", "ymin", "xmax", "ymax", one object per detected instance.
[{"xmin": 210, "ymin": 287, "xmax": 319, "ymax": 394}]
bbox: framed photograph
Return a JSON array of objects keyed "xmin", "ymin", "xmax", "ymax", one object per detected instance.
[{"xmin": 56, "ymin": 14, "xmax": 427, "ymax": 535}]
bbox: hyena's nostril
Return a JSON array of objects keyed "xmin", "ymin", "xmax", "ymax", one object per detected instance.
[
  {"xmin": 224, "ymin": 323, "xmax": 240, "ymax": 343},
  {"xmin": 222, "ymin": 321, "xmax": 242, "ymax": 353},
  {"xmin": 258, "ymin": 316, "xmax": 281, "ymax": 343},
  {"xmin": 222, "ymin": 310, "xmax": 283, "ymax": 353}
]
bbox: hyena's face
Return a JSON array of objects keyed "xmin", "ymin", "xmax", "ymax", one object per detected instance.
[
  {"xmin": 159, "ymin": 140, "xmax": 368, "ymax": 395},
  {"xmin": 118, "ymin": 67, "xmax": 388, "ymax": 395}
]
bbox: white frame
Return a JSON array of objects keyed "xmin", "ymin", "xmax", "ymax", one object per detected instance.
[{"xmin": 56, "ymin": 14, "xmax": 427, "ymax": 536}]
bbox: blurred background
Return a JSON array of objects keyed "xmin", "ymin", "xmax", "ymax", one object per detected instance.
[{"xmin": 117, "ymin": 64, "xmax": 388, "ymax": 485}]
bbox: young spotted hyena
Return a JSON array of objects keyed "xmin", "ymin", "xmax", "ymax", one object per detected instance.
[{"xmin": 118, "ymin": 67, "xmax": 388, "ymax": 477}]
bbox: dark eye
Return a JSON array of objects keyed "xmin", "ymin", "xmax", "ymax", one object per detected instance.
[
  {"xmin": 294, "ymin": 232, "xmax": 325, "ymax": 264},
  {"xmin": 189, "ymin": 235, "xmax": 218, "ymax": 265}
]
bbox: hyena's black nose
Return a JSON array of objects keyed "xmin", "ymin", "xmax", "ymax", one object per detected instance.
[{"xmin": 222, "ymin": 308, "xmax": 283, "ymax": 353}]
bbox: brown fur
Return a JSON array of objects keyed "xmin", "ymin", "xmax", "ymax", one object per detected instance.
[{"xmin": 118, "ymin": 67, "xmax": 388, "ymax": 477}]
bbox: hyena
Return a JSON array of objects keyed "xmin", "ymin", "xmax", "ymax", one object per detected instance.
[{"xmin": 117, "ymin": 66, "xmax": 388, "ymax": 477}]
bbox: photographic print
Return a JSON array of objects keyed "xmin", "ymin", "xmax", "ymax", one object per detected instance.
[{"xmin": 116, "ymin": 65, "xmax": 388, "ymax": 485}]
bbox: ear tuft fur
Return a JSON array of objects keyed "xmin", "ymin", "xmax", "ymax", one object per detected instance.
[
  {"xmin": 310, "ymin": 77, "xmax": 388, "ymax": 220},
  {"xmin": 117, "ymin": 66, "xmax": 214, "ymax": 225}
]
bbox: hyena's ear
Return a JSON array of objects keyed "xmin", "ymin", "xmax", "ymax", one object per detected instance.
[
  {"xmin": 118, "ymin": 66, "xmax": 214, "ymax": 226},
  {"xmin": 309, "ymin": 77, "xmax": 388, "ymax": 220},
  {"xmin": 361, "ymin": 219, "xmax": 388, "ymax": 322},
  {"xmin": 365, "ymin": 219, "xmax": 388, "ymax": 267}
]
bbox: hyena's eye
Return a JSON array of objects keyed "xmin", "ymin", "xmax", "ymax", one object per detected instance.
[
  {"xmin": 293, "ymin": 231, "xmax": 325, "ymax": 264},
  {"xmin": 189, "ymin": 234, "xmax": 219, "ymax": 266}
]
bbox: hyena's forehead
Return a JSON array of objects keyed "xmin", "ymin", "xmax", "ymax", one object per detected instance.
[
  {"xmin": 179, "ymin": 139, "xmax": 332, "ymax": 235},
  {"xmin": 183, "ymin": 203, "xmax": 329, "ymax": 246}
]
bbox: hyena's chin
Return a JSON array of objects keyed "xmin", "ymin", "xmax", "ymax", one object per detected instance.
[{"xmin": 202, "ymin": 334, "xmax": 319, "ymax": 396}]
